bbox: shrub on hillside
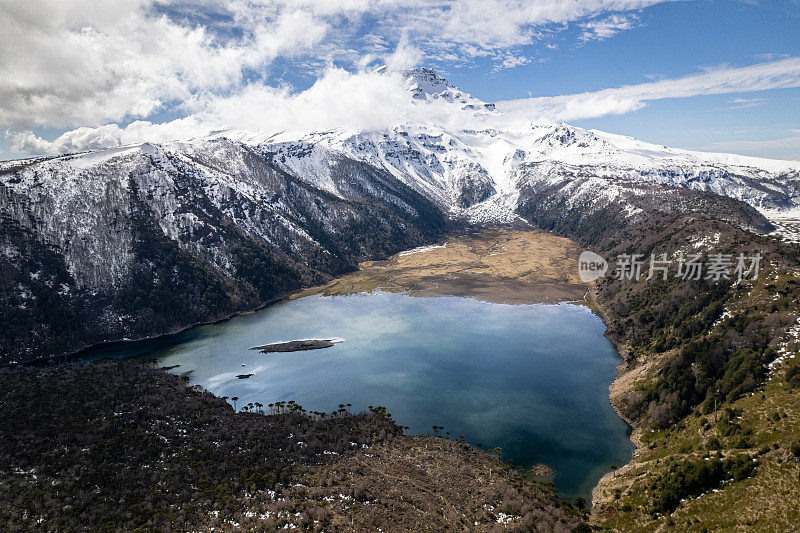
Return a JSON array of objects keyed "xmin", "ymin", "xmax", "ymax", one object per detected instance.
[
  {"xmin": 649, "ymin": 454, "xmax": 758, "ymax": 515},
  {"xmin": 786, "ymin": 362, "xmax": 800, "ymax": 389}
]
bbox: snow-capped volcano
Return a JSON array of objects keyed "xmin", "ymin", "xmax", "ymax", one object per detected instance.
[
  {"xmin": 7, "ymin": 68, "xmax": 800, "ymax": 237},
  {"xmin": 211, "ymin": 68, "xmax": 799, "ymax": 224}
]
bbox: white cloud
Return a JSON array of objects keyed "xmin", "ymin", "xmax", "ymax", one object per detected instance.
[
  {"xmin": 754, "ymin": 53, "xmax": 791, "ymax": 62},
  {"xmin": 498, "ymin": 57, "xmax": 800, "ymax": 121},
  {"xmin": 0, "ymin": 0, "xmax": 675, "ymax": 133},
  {"xmin": 430, "ymin": 0, "xmax": 667, "ymax": 49},
  {"xmin": 15, "ymin": 0, "xmax": 798, "ymax": 160},
  {"xmin": 579, "ymin": 14, "xmax": 639, "ymax": 42},
  {"xmin": 493, "ymin": 53, "xmax": 532, "ymax": 71},
  {"xmin": 0, "ymin": 0, "xmax": 328, "ymax": 130},
  {"xmin": 727, "ymin": 97, "xmax": 768, "ymax": 109},
  {"xmin": 8, "ymin": 67, "xmax": 429, "ymax": 155},
  {"xmin": 385, "ymin": 35, "xmax": 425, "ymax": 71},
  {"xmin": 700, "ymin": 134, "xmax": 800, "ymax": 161},
  {"xmin": 9, "ymin": 118, "xmax": 209, "ymax": 155},
  {"xmin": 15, "ymin": 57, "xmax": 800, "ymax": 157}
]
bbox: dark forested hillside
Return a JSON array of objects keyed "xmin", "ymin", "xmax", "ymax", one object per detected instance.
[
  {"xmin": 517, "ymin": 179, "xmax": 800, "ymax": 529},
  {"xmin": 518, "ymin": 187, "xmax": 799, "ymax": 428}
]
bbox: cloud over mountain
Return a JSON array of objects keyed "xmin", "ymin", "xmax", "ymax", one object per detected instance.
[
  {"xmin": 0, "ymin": 0, "xmax": 672, "ymax": 132},
  {"xmin": 3, "ymin": 1, "xmax": 799, "ymax": 161}
]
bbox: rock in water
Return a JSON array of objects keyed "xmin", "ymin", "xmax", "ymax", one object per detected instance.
[{"xmin": 250, "ymin": 339, "xmax": 344, "ymax": 353}]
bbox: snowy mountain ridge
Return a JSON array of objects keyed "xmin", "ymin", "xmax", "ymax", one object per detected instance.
[
  {"xmin": 204, "ymin": 68, "xmax": 799, "ymax": 224},
  {"xmin": 402, "ymin": 67, "xmax": 497, "ymax": 112},
  {"xmin": 243, "ymin": 123, "xmax": 799, "ymax": 224}
]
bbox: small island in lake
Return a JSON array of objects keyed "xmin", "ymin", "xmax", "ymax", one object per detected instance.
[{"xmin": 250, "ymin": 339, "xmax": 343, "ymax": 353}]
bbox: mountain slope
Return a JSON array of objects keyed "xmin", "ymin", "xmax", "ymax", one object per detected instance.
[{"xmin": 0, "ymin": 139, "xmax": 446, "ymax": 362}]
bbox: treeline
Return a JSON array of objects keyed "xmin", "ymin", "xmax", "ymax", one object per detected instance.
[
  {"xmin": 616, "ymin": 247, "xmax": 796, "ymax": 428},
  {"xmin": 0, "ymin": 360, "xmax": 588, "ymax": 532},
  {"xmin": 788, "ymin": 361, "xmax": 800, "ymax": 389}
]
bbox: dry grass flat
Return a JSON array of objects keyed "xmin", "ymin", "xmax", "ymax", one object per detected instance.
[{"xmin": 294, "ymin": 228, "xmax": 588, "ymax": 304}]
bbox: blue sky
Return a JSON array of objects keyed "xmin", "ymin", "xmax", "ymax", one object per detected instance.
[
  {"xmin": 460, "ymin": 0, "xmax": 800, "ymax": 158},
  {"xmin": 2, "ymin": 0, "xmax": 799, "ymax": 160}
]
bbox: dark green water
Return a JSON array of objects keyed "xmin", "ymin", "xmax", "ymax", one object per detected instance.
[{"xmin": 79, "ymin": 292, "xmax": 632, "ymax": 500}]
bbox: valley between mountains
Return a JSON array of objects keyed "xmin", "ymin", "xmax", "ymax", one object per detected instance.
[{"xmin": 2, "ymin": 68, "xmax": 798, "ymax": 365}]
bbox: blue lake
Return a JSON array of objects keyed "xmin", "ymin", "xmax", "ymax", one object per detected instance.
[{"xmin": 80, "ymin": 291, "xmax": 633, "ymax": 500}]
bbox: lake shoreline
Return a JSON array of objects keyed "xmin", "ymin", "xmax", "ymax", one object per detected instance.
[
  {"xmin": 19, "ymin": 226, "xmax": 637, "ymax": 510},
  {"xmin": 313, "ymin": 227, "xmax": 639, "ymax": 512},
  {"xmin": 13, "ymin": 295, "xmax": 289, "ymax": 367},
  {"xmin": 250, "ymin": 338, "xmax": 344, "ymax": 353},
  {"xmin": 0, "ymin": 359, "xmax": 586, "ymax": 531},
  {"xmin": 18, "ymin": 227, "xmax": 584, "ymax": 366},
  {"xmin": 129, "ymin": 288, "xmax": 627, "ymax": 501},
  {"xmin": 585, "ymin": 286, "xmax": 646, "ymax": 520}
]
